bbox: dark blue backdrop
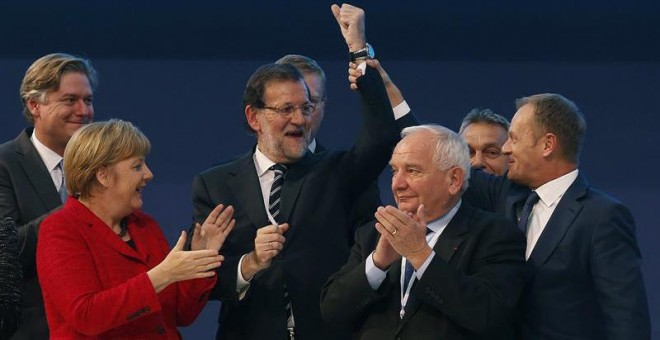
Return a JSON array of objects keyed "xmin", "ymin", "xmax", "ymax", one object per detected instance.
[{"xmin": 1, "ymin": 1, "xmax": 658, "ymax": 338}]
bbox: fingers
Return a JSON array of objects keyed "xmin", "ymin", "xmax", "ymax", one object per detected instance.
[
  {"xmin": 205, "ymin": 204, "xmax": 224, "ymax": 224},
  {"xmin": 375, "ymin": 222, "xmax": 395, "ymax": 243},
  {"xmin": 173, "ymin": 231, "xmax": 187, "ymax": 251},
  {"xmin": 330, "ymin": 4, "xmax": 342, "ymax": 27},
  {"xmin": 414, "ymin": 204, "xmax": 428, "ymax": 227}
]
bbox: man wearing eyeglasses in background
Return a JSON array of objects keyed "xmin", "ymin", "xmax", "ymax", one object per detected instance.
[
  {"xmin": 458, "ymin": 108, "xmax": 510, "ymax": 176},
  {"xmin": 190, "ymin": 4, "xmax": 416, "ymax": 339}
]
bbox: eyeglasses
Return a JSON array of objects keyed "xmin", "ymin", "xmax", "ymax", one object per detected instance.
[{"xmin": 260, "ymin": 103, "xmax": 316, "ymax": 117}]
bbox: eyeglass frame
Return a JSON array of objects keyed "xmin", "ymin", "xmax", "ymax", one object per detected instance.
[{"xmin": 257, "ymin": 102, "xmax": 317, "ymax": 117}]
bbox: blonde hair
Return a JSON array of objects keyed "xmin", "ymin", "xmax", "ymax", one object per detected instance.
[
  {"xmin": 64, "ymin": 119, "xmax": 150, "ymax": 198},
  {"xmin": 20, "ymin": 53, "xmax": 97, "ymax": 123}
]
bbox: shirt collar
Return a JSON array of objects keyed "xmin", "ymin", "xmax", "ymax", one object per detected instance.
[
  {"xmin": 30, "ymin": 130, "xmax": 63, "ymax": 172},
  {"xmin": 253, "ymin": 145, "xmax": 277, "ymax": 178},
  {"xmin": 534, "ymin": 169, "xmax": 579, "ymax": 207},
  {"xmin": 427, "ymin": 199, "xmax": 462, "ymax": 233},
  {"xmin": 308, "ymin": 138, "xmax": 317, "ymax": 153}
]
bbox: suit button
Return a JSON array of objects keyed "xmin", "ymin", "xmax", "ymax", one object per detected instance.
[
  {"xmin": 438, "ymin": 298, "xmax": 445, "ymax": 304},
  {"xmin": 156, "ymin": 325, "xmax": 165, "ymax": 334}
]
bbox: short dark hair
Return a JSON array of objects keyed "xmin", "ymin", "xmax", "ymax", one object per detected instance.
[
  {"xmin": 20, "ymin": 53, "xmax": 98, "ymax": 124},
  {"xmin": 243, "ymin": 63, "xmax": 306, "ymax": 109},
  {"xmin": 242, "ymin": 63, "xmax": 307, "ymax": 132},
  {"xmin": 276, "ymin": 55, "xmax": 325, "ymax": 82},
  {"xmin": 458, "ymin": 108, "xmax": 510, "ymax": 134},
  {"xmin": 516, "ymin": 93, "xmax": 587, "ymax": 164}
]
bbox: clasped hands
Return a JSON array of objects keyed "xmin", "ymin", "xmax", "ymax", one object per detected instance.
[{"xmin": 372, "ymin": 204, "xmax": 433, "ymax": 271}]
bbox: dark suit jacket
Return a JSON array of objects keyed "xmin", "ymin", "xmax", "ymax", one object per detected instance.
[
  {"xmin": 314, "ymin": 141, "xmax": 381, "ymax": 235},
  {"xmin": 192, "ymin": 67, "xmax": 417, "ymax": 340},
  {"xmin": 464, "ymin": 169, "xmax": 651, "ymax": 339},
  {"xmin": 0, "ymin": 128, "xmax": 62, "ymax": 339},
  {"xmin": 320, "ymin": 202, "xmax": 527, "ymax": 340}
]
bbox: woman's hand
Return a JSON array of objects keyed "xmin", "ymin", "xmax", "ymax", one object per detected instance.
[
  {"xmin": 148, "ymin": 231, "xmax": 223, "ymax": 293},
  {"xmin": 191, "ymin": 204, "xmax": 235, "ymax": 252}
]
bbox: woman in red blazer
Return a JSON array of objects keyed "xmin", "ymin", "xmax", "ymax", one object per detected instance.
[{"xmin": 36, "ymin": 120, "xmax": 235, "ymax": 339}]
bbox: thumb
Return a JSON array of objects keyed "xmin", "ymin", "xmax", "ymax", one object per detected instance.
[
  {"xmin": 415, "ymin": 204, "xmax": 428, "ymax": 227},
  {"xmin": 330, "ymin": 4, "xmax": 342, "ymax": 26},
  {"xmin": 174, "ymin": 230, "xmax": 187, "ymax": 251}
]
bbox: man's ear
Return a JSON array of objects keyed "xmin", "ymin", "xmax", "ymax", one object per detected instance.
[
  {"xmin": 447, "ymin": 167, "xmax": 464, "ymax": 196},
  {"xmin": 27, "ymin": 97, "xmax": 41, "ymax": 119},
  {"xmin": 541, "ymin": 132, "xmax": 558, "ymax": 158},
  {"xmin": 245, "ymin": 105, "xmax": 261, "ymax": 133}
]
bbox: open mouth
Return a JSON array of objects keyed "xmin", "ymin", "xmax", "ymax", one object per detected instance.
[{"xmin": 285, "ymin": 130, "xmax": 304, "ymax": 139}]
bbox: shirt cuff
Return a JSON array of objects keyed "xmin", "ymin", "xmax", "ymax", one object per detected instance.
[
  {"xmin": 414, "ymin": 251, "xmax": 436, "ymax": 279},
  {"xmin": 392, "ymin": 100, "xmax": 411, "ymax": 120},
  {"xmin": 365, "ymin": 252, "xmax": 388, "ymax": 290},
  {"xmin": 236, "ymin": 254, "xmax": 251, "ymax": 299},
  {"xmin": 356, "ymin": 61, "xmax": 367, "ymax": 74}
]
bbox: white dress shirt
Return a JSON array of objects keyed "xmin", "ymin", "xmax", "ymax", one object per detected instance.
[
  {"xmin": 525, "ymin": 169, "xmax": 579, "ymax": 259},
  {"xmin": 30, "ymin": 130, "xmax": 63, "ymax": 191}
]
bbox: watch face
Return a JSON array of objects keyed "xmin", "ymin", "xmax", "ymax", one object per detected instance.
[
  {"xmin": 366, "ymin": 43, "xmax": 375, "ymax": 58},
  {"xmin": 350, "ymin": 43, "xmax": 375, "ymax": 61}
]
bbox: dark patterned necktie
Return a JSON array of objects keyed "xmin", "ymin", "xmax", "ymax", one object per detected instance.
[
  {"xmin": 268, "ymin": 164, "xmax": 287, "ymax": 224},
  {"xmin": 518, "ymin": 191, "xmax": 540, "ymax": 234}
]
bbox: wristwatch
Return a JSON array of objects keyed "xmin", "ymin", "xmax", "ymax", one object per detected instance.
[{"xmin": 350, "ymin": 43, "xmax": 375, "ymax": 62}]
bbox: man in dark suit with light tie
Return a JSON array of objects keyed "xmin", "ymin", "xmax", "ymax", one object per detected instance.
[
  {"xmin": 464, "ymin": 93, "xmax": 651, "ymax": 339},
  {"xmin": 191, "ymin": 4, "xmax": 417, "ymax": 339},
  {"xmin": 321, "ymin": 124, "xmax": 527, "ymax": 339},
  {"xmin": 0, "ymin": 53, "xmax": 97, "ymax": 339}
]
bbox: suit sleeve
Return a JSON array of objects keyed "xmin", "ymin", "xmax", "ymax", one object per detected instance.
[
  {"xmin": 345, "ymin": 67, "xmax": 418, "ymax": 196},
  {"xmin": 0, "ymin": 162, "xmax": 56, "ymax": 268},
  {"xmin": 320, "ymin": 224, "xmax": 392, "ymax": 330},
  {"xmin": 174, "ymin": 277, "xmax": 217, "ymax": 326},
  {"xmin": 589, "ymin": 203, "xmax": 650, "ymax": 339},
  {"xmin": 36, "ymin": 217, "xmax": 162, "ymax": 336},
  {"xmin": 412, "ymin": 217, "xmax": 527, "ymax": 334}
]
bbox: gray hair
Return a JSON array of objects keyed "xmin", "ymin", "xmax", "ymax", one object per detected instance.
[{"xmin": 401, "ymin": 124, "xmax": 471, "ymax": 193}]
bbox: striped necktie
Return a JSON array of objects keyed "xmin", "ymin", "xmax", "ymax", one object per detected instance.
[
  {"xmin": 268, "ymin": 164, "xmax": 287, "ymax": 224},
  {"xmin": 268, "ymin": 164, "xmax": 295, "ymax": 336}
]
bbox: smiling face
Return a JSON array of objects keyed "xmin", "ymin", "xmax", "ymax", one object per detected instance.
[
  {"xmin": 246, "ymin": 79, "xmax": 312, "ymax": 164},
  {"xmin": 29, "ymin": 72, "xmax": 94, "ymax": 155},
  {"xmin": 502, "ymin": 103, "xmax": 546, "ymax": 188},
  {"xmin": 103, "ymin": 156, "xmax": 153, "ymax": 216},
  {"xmin": 389, "ymin": 130, "xmax": 462, "ymax": 221}
]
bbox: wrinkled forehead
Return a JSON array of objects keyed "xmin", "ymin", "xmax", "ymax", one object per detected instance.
[{"xmin": 263, "ymin": 79, "xmax": 310, "ymax": 102}]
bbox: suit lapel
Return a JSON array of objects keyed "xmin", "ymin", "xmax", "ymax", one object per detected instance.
[
  {"xmin": 505, "ymin": 186, "xmax": 529, "ymax": 223},
  {"xmin": 15, "ymin": 129, "xmax": 62, "ymax": 210},
  {"xmin": 398, "ymin": 204, "xmax": 470, "ymax": 327},
  {"xmin": 280, "ymin": 152, "xmax": 313, "ymax": 224},
  {"xmin": 227, "ymin": 153, "xmax": 269, "ymax": 230},
  {"xmin": 528, "ymin": 175, "xmax": 588, "ymax": 266}
]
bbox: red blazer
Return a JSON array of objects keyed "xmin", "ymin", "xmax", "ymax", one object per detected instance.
[{"xmin": 37, "ymin": 198, "xmax": 216, "ymax": 339}]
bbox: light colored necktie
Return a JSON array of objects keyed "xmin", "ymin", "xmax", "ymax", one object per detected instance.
[{"xmin": 57, "ymin": 160, "xmax": 67, "ymax": 203}]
